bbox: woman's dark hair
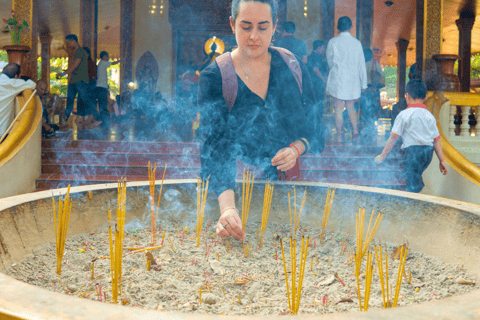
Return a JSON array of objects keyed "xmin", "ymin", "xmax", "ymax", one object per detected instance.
[
  {"xmin": 363, "ymin": 48, "xmax": 373, "ymax": 62},
  {"xmin": 100, "ymin": 51, "xmax": 109, "ymax": 59},
  {"xmin": 231, "ymin": 0, "xmax": 278, "ymax": 23},
  {"xmin": 337, "ymin": 16, "xmax": 352, "ymax": 32}
]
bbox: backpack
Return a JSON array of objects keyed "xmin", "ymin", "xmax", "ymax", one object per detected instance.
[{"xmin": 214, "ymin": 46, "xmax": 304, "ymax": 181}]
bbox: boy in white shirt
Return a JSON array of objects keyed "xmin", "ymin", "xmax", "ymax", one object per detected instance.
[
  {"xmin": 96, "ymin": 51, "xmax": 120, "ymax": 125},
  {"xmin": 375, "ymin": 79, "xmax": 448, "ymax": 192}
]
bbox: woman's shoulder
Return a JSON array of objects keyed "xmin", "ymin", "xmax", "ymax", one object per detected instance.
[{"xmin": 199, "ymin": 61, "xmax": 221, "ymax": 81}]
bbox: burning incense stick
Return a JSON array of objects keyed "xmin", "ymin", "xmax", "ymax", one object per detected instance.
[
  {"xmin": 320, "ymin": 188, "xmax": 335, "ymax": 242},
  {"xmin": 280, "ymin": 236, "xmax": 309, "ymax": 315},
  {"xmin": 288, "ymin": 187, "xmax": 307, "ymax": 238},
  {"xmin": 259, "ymin": 183, "xmax": 274, "ymax": 248},
  {"xmin": 355, "ymin": 208, "xmax": 383, "ymax": 276},
  {"xmin": 363, "ymin": 251, "xmax": 374, "ymax": 311},
  {"xmin": 155, "ymin": 163, "xmax": 168, "ymax": 239},
  {"xmin": 241, "ymin": 169, "xmax": 255, "ymax": 232},
  {"xmin": 196, "ymin": 178, "xmax": 209, "ymax": 247},
  {"xmin": 393, "ymin": 246, "xmax": 408, "ymax": 307},
  {"xmin": 148, "ymin": 162, "xmax": 157, "ymax": 246},
  {"xmin": 52, "ymin": 185, "xmax": 72, "ymax": 275},
  {"xmin": 374, "ymin": 245, "xmax": 387, "ymax": 308}
]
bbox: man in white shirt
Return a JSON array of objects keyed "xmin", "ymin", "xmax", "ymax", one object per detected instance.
[
  {"xmin": 326, "ymin": 16, "xmax": 367, "ymax": 143},
  {"xmin": 0, "ymin": 63, "xmax": 36, "ymax": 142},
  {"xmin": 96, "ymin": 51, "xmax": 120, "ymax": 126}
]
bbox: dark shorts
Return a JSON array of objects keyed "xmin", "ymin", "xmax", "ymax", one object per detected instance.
[{"xmin": 402, "ymin": 145, "xmax": 434, "ymax": 193}]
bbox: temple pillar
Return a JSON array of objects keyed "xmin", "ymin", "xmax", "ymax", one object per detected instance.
[
  {"xmin": 396, "ymin": 39, "xmax": 409, "ymax": 101},
  {"xmin": 320, "ymin": 0, "xmax": 335, "ymax": 41},
  {"xmin": 39, "ymin": 32, "xmax": 52, "ymax": 89},
  {"xmin": 415, "ymin": 0, "xmax": 425, "ymax": 80},
  {"xmin": 456, "ymin": 18, "xmax": 475, "ymax": 92},
  {"xmin": 12, "ymin": 0, "xmax": 38, "ymax": 80},
  {"xmin": 120, "ymin": 0, "xmax": 135, "ymax": 95},
  {"xmin": 425, "ymin": 0, "xmax": 443, "ymax": 59},
  {"xmin": 356, "ymin": 0, "xmax": 373, "ymax": 48},
  {"xmin": 80, "ymin": 0, "xmax": 97, "ymax": 54}
]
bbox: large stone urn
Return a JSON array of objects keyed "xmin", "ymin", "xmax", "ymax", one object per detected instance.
[
  {"xmin": 432, "ymin": 54, "xmax": 461, "ymax": 92},
  {"xmin": 3, "ymin": 45, "xmax": 31, "ymax": 77}
]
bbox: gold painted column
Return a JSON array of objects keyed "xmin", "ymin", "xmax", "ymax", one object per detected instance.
[
  {"xmin": 356, "ymin": 0, "xmax": 373, "ymax": 49},
  {"xmin": 39, "ymin": 32, "xmax": 52, "ymax": 89},
  {"xmin": 425, "ymin": 0, "xmax": 443, "ymax": 60},
  {"xmin": 120, "ymin": 0, "xmax": 135, "ymax": 94},
  {"xmin": 12, "ymin": 0, "xmax": 38, "ymax": 80},
  {"xmin": 320, "ymin": 0, "xmax": 335, "ymax": 41}
]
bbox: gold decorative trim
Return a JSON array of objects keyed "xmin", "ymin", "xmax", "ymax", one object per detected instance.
[
  {"xmin": 426, "ymin": 91, "xmax": 480, "ymax": 187},
  {"xmin": 0, "ymin": 89, "xmax": 42, "ymax": 167}
]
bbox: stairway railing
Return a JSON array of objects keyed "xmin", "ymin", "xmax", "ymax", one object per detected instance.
[
  {"xmin": 425, "ymin": 91, "xmax": 480, "ymax": 187},
  {"xmin": 0, "ymin": 89, "xmax": 42, "ymax": 198}
]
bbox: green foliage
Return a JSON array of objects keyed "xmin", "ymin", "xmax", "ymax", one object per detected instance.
[{"xmin": 0, "ymin": 50, "xmax": 7, "ymax": 63}]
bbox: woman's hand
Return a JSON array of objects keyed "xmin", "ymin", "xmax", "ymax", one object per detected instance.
[
  {"xmin": 216, "ymin": 208, "xmax": 245, "ymax": 241},
  {"xmin": 271, "ymin": 147, "xmax": 297, "ymax": 171}
]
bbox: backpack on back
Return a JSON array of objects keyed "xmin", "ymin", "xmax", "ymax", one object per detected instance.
[{"xmin": 214, "ymin": 47, "xmax": 304, "ymax": 181}]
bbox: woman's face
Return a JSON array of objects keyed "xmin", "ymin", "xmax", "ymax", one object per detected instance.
[{"xmin": 230, "ymin": 1, "xmax": 277, "ymax": 59}]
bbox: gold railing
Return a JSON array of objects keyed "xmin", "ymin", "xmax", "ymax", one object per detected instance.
[
  {"xmin": 0, "ymin": 89, "xmax": 42, "ymax": 167},
  {"xmin": 426, "ymin": 91, "xmax": 480, "ymax": 187}
]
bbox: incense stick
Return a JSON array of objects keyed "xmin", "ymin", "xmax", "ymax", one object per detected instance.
[
  {"xmin": 280, "ymin": 236, "xmax": 309, "ymax": 315},
  {"xmin": 320, "ymin": 188, "xmax": 335, "ymax": 242},
  {"xmin": 148, "ymin": 162, "xmax": 157, "ymax": 246},
  {"xmin": 196, "ymin": 178, "xmax": 209, "ymax": 247},
  {"xmin": 288, "ymin": 187, "xmax": 307, "ymax": 237},
  {"xmin": 393, "ymin": 246, "xmax": 408, "ymax": 307},
  {"xmin": 241, "ymin": 169, "xmax": 255, "ymax": 232},
  {"xmin": 53, "ymin": 185, "xmax": 72, "ymax": 275},
  {"xmin": 259, "ymin": 183, "xmax": 274, "ymax": 248}
]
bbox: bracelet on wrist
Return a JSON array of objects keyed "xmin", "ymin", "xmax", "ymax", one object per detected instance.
[
  {"xmin": 221, "ymin": 207, "xmax": 238, "ymax": 216},
  {"xmin": 289, "ymin": 142, "xmax": 301, "ymax": 159},
  {"xmin": 299, "ymin": 138, "xmax": 310, "ymax": 153}
]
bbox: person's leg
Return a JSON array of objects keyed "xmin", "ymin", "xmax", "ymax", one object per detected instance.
[
  {"xmin": 345, "ymin": 99, "xmax": 359, "ymax": 136},
  {"xmin": 97, "ymin": 87, "xmax": 110, "ymax": 124},
  {"xmin": 76, "ymin": 81, "xmax": 102, "ymax": 126},
  {"xmin": 405, "ymin": 146, "xmax": 432, "ymax": 193},
  {"xmin": 333, "ymin": 97, "xmax": 344, "ymax": 142},
  {"xmin": 65, "ymin": 83, "xmax": 77, "ymax": 121},
  {"xmin": 402, "ymin": 147, "xmax": 417, "ymax": 192}
]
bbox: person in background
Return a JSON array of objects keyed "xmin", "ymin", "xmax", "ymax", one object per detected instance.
[
  {"xmin": 96, "ymin": 51, "xmax": 121, "ymax": 127},
  {"xmin": 375, "ymin": 80, "xmax": 448, "ymax": 193},
  {"xmin": 359, "ymin": 48, "xmax": 384, "ymax": 145},
  {"xmin": 307, "ymin": 40, "xmax": 328, "ymax": 108},
  {"xmin": 36, "ymin": 80, "xmax": 60, "ymax": 137},
  {"xmin": 275, "ymin": 21, "xmax": 308, "ymax": 63},
  {"xmin": 56, "ymin": 34, "xmax": 102, "ymax": 129},
  {"xmin": 326, "ymin": 16, "xmax": 367, "ymax": 144},
  {"xmin": 0, "ymin": 63, "xmax": 36, "ymax": 141}
]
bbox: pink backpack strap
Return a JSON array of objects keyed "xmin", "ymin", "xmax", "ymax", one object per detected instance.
[
  {"xmin": 270, "ymin": 46, "xmax": 303, "ymax": 95},
  {"xmin": 215, "ymin": 52, "xmax": 238, "ymax": 112}
]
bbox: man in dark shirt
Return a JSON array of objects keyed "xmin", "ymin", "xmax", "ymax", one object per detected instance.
[
  {"xmin": 57, "ymin": 34, "xmax": 101, "ymax": 127},
  {"xmin": 307, "ymin": 40, "xmax": 328, "ymax": 103},
  {"xmin": 275, "ymin": 21, "xmax": 307, "ymax": 63}
]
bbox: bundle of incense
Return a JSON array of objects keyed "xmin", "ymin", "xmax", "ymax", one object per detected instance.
[
  {"xmin": 393, "ymin": 246, "xmax": 408, "ymax": 307},
  {"xmin": 259, "ymin": 183, "xmax": 274, "ymax": 248},
  {"xmin": 320, "ymin": 188, "xmax": 335, "ymax": 242},
  {"xmin": 355, "ymin": 208, "xmax": 383, "ymax": 276},
  {"xmin": 52, "ymin": 185, "xmax": 72, "ymax": 275},
  {"xmin": 288, "ymin": 187, "xmax": 307, "ymax": 238},
  {"xmin": 241, "ymin": 169, "xmax": 255, "ymax": 232},
  {"xmin": 148, "ymin": 162, "xmax": 157, "ymax": 246},
  {"xmin": 374, "ymin": 245, "xmax": 388, "ymax": 308},
  {"xmin": 280, "ymin": 236, "xmax": 309, "ymax": 314},
  {"xmin": 361, "ymin": 251, "xmax": 374, "ymax": 311},
  {"xmin": 196, "ymin": 178, "xmax": 209, "ymax": 247},
  {"xmin": 154, "ymin": 163, "xmax": 168, "ymax": 242},
  {"xmin": 117, "ymin": 179, "xmax": 126, "ymax": 292}
]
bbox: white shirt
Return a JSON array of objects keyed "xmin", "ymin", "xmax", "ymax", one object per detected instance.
[
  {"xmin": 391, "ymin": 104, "xmax": 441, "ymax": 149},
  {"xmin": 326, "ymin": 32, "xmax": 367, "ymax": 100},
  {"xmin": 0, "ymin": 73, "xmax": 36, "ymax": 138},
  {"xmin": 96, "ymin": 60, "xmax": 112, "ymax": 88}
]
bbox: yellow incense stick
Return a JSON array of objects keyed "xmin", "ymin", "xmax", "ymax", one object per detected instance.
[
  {"xmin": 196, "ymin": 178, "xmax": 209, "ymax": 247},
  {"xmin": 53, "ymin": 185, "xmax": 72, "ymax": 275},
  {"xmin": 259, "ymin": 183, "xmax": 274, "ymax": 247}
]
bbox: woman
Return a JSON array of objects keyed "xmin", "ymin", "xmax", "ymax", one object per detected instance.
[
  {"xmin": 326, "ymin": 16, "xmax": 367, "ymax": 143},
  {"xmin": 198, "ymin": 0, "xmax": 319, "ymax": 241}
]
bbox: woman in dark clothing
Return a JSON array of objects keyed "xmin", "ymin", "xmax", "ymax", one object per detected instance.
[{"xmin": 198, "ymin": 0, "xmax": 321, "ymax": 241}]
